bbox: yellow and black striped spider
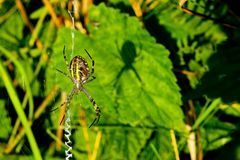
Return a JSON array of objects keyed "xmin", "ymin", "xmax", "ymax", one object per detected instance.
[{"xmin": 56, "ymin": 46, "xmax": 101, "ymax": 128}]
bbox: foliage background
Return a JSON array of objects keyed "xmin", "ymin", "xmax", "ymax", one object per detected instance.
[{"xmin": 0, "ymin": 0, "xmax": 240, "ymax": 160}]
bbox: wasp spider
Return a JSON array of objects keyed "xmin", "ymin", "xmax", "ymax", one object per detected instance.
[{"xmin": 56, "ymin": 46, "xmax": 101, "ymax": 128}]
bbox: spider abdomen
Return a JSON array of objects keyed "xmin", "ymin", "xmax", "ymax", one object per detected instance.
[{"xmin": 69, "ymin": 56, "xmax": 90, "ymax": 84}]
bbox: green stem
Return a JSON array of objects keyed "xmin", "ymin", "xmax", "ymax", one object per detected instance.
[
  {"xmin": 0, "ymin": 46, "xmax": 34, "ymax": 121},
  {"xmin": 192, "ymin": 98, "xmax": 222, "ymax": 130},
  {"xmin": 0, "ymin": 61, "xmax": 42, "ymax": 160}
]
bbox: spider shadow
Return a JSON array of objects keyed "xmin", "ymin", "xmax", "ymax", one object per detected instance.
[
  {"xmin": 111, "ymin": 40, "xmax": 144, "ymax": 116},
  {"xmin": 113, "ymin": 40, "xmax": 143, "ymax": 87}
]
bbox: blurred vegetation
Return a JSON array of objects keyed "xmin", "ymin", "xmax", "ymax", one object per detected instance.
[{"xmin": 0, "ymin": 0, "xmax": 240, "ymax": 160}]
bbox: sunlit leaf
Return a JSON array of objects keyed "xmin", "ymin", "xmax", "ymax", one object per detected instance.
[{"xmin": 47, "ymin": 3, "xmax": 184, "ymax": 131}]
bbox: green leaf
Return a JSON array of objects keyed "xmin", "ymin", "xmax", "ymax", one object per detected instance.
[
  {"xmin": 201, "ymin": 117, "xmax": 235, "ymax": 151},
  {"xmin": 219, "ymin": 103, "xmax": 240, "ymax": 117},
  {"xmin": 0, "ymin": 100, "xmax": 12, "ymax": 140},
  {"xmin": 47, "ymin": 3, "xmax": 184, "ymax": 131},
  {"xmin": 149, "ymin": 2, "xmax": 227, "ymax": 88},
  {"xmin": 0, "ymin": 11, "xmax": 24, "ymax": 50},
  {"xmin": 45, "ymin": 4, "xmax": 186, "ymax": 159},
  {"xmin": 30, "ymin": 7, "xmax": 47, "ymax": 19}
]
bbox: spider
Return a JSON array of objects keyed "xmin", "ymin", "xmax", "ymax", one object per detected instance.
[{"xmin": 56, "ymin": 46, "xmax": 101, "ymax": 128}]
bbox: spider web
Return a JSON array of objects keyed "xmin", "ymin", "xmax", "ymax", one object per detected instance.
[{"xmin": 62, "ymin": 2, "xmax": 78, "ymax": 159}]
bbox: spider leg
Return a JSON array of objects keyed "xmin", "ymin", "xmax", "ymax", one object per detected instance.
[
  {"xmin": 60, "ymin": 114, "xmax": 65, "ymax": 125},
  {"xmin": 63, "ymin": 46, "xmax": 70, "ymax": 72},
  {"xmin": 81, "ymin": 87, "xmax": 101, "ymax": 128},
  {"xmin": 86, "ymin": 76, "xmax": 96, "ymax": 83},
  {"xmin": 59, "ymin": 87, "xmax": 77, "ymax": 125},
  {"xmin": 50, "ymin": 70, "xmax": 71, "ymax": 112},
  {"xmin": 55, "ymin": 68, "xmax": 72, "ymax": 80},
  {"xmin": 49, "ymin": 101, "xmax": 66, "ymax": 112},
  {"xmin": 84, "ymin": 49, "xmax": 95, "ymax": 76},
  {"xmin": 58, "ymin": 101, "xmax": 67, "ymax": 125},
  {"xmin": 89, "ymin": 111, "xmax": 100, "ymax": 128}
]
